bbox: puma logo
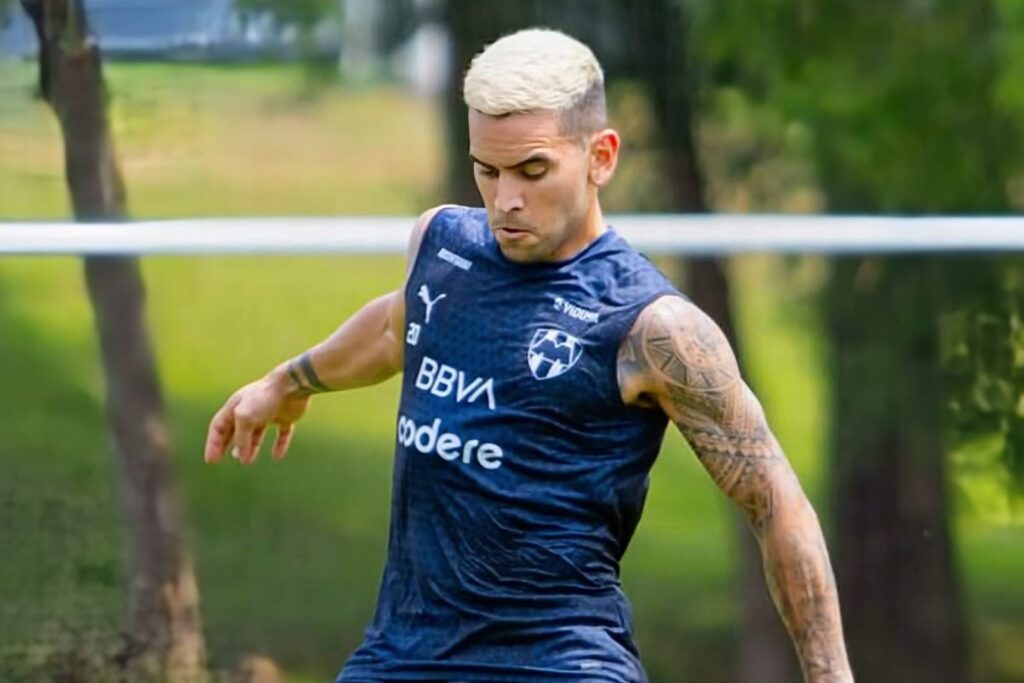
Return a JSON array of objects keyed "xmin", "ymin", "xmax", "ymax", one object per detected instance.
[{"xmin": 417, "ymin": 284, "xmax": 446, "ymax": 324}]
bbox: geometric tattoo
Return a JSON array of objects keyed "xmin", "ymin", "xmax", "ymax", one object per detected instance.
[{"xmin": 623, "ymin": 296, "xmax": 784, "ymax": 528}]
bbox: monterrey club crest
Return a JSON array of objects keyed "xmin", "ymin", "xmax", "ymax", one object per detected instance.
[{"xmin": 528, "ymin": 328, "xmax": 584, "ymax": 380}]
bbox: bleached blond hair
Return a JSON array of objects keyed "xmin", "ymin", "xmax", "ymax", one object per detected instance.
[{"xmin": 463, "ymin": 28, "xmax": 607, "ymax": 137}]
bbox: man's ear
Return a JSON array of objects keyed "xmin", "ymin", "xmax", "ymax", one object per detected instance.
[{"xmin": 588, "ymin": 128, "xmax": 621, "ymax": 187}]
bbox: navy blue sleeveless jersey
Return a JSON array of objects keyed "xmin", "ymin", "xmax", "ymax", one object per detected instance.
[{"xmin": 338, "ymin": 206, "xmax": 681, "ymax": 683}]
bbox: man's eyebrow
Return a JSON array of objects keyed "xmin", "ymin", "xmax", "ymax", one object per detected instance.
[
  {"xmin": 470, "ymin": 153, "xmax": 554, "ymax": 171},
  {"xmin": 469, "ymin": 154, "xmax": 497, "ymax": 170}
]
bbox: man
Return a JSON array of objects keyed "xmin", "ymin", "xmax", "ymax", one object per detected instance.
[{"xmin": 205, "ymin": 28, "xmax": 853, "ymax": 683}]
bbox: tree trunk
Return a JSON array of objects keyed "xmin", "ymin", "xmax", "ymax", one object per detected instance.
[
  {"xmin": 827, "ymin": 256, "xmax": 968, "ymax": 683},
  {"xmin": 23, "ymin": 1, "xmax": 205, "ymax": 680},
  {"xmin": 808, "ymin": 1, "xmax": 1003, "ymax": 677},
  {"xmin": 620, "ymin": 2, "xmax": 798, "ymax": 681}
]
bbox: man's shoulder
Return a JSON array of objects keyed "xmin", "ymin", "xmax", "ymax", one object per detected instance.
[{"xmin": 418, "ymin": 204, "xmax": 490, "ymax": 242}]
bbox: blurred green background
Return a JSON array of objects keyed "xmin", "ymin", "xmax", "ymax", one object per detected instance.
[{"xmin": 2, "ymin": 1, "xmax": 1024, "ymax": 681}]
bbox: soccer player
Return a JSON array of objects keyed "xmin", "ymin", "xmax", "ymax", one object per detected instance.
[{"xmin": 204, "ymin": 28, "xmax": 854, "ymax": 683}]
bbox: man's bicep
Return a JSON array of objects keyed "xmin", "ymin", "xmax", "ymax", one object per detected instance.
[
  {"xmin": 630, "ymin": 296, "xmax": 747, "ymax": 428},
  {"xmin": 631, "ymin": 297, "xmax": 789, "ymax": 527}
]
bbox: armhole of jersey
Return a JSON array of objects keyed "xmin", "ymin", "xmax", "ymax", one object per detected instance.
[
  {"xmin": 609, "ymin": 289, "xmax": 689, "ymax": 412},
  {"xmin": 406, "ymin": 205, "xmax": 455, "ymax": 286}
]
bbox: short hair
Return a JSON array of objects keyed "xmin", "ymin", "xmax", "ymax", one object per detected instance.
[{"xmin": 463, "ymin": 28, "xmax": 607, "ymax": 138}]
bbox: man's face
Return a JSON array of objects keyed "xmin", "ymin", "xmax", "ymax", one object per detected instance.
[{"xmin": 468, "ymin": 110, "xmax": 594, "ymax": 263}]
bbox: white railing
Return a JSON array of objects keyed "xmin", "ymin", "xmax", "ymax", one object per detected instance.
[{"xmin": 2, "ymin": 215, "xmax": 1023, "ymax": 255}]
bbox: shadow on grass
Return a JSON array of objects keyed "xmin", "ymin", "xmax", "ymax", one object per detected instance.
[
  {"xmin": 169, "ymin": 400, "xmax": 396, "ymax": 677},
  {"xmin": 0, "ymin": 267, "xmax": 125, "ymax": 679},
  {"xmin": 0, "ymin": 267, "xmax": 393, "ymax": 678}
]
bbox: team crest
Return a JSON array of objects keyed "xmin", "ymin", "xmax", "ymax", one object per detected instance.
[{"xmin": 528, "ymin": 328, "xmax": 584, "ymax": 380}]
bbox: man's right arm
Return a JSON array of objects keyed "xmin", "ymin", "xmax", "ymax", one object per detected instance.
[{"xmin": 204, "ymin": 205, "xmax": 447, "ymax": 465}]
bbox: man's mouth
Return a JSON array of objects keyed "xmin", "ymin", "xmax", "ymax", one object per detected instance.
[{"xmin": 495, "ymin": 225, "xmax": 531, "ymax": 238}]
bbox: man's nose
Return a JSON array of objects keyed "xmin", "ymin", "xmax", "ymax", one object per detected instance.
[{"xmin": 495, "ymin": 175, "xmax": 524, "ymax": 213}]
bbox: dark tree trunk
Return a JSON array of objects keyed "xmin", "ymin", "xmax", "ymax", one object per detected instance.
[
  {"xmin": 441, "ymin": 0, "xmax": 545, "ymax": 204},
  {"xmin": 441, "ymin": 0, "xmax": 496, "ymax": 205},
  {"xmin": 809, "ymin": 1, "xmax": 1003, "ymax": 678},
  {"xmin": 827, "ymin": 256, "xmax": 967, "ymax": 683},
  {"xmin": 22, "ymin": 1, "xmax": 205, "ymax": 680},
  {"xmin": 621, "ymin": 2, "xmax": 797, "ymax": 681}
]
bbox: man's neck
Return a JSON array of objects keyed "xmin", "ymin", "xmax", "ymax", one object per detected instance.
[{"xmin": 551, "ymin": 201, "xmax": 607, "ymax": 262}]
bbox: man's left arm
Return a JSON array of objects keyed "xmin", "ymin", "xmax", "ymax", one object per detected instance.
[{"xmin": 618, "ymin": 296, "xmax": 854, "ymax": 683}]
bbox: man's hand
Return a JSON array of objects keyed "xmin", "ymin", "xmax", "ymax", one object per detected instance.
[
  {"xmin": 204, "ymin": 371, "xmax": 310, "ymax": 465},
  {"xmin": 202, "ymin": 206, "xmax": 450, "ymax": 467}
]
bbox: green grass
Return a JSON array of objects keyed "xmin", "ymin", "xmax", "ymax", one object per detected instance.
[
  {"xmin": 0, "ymin": 60, "xmax": 442, "ymax": 220},
  {"xmin": 1, "ymin": 60, "xmax": 1022, "ymax": 681}
]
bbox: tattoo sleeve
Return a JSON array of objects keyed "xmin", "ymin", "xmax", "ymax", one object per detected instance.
[{"xmin": 622, "ymin": 297, "xmax": 853, "ymax": 683}]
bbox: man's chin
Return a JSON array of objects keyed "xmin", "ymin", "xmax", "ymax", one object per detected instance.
[
  {"xmin": 497, "ymin": 244, "xmax": 540, "ymax": 263},
  {"xmin": 495, "ymin": 234, "xmax": 546, "ymax": 263}
]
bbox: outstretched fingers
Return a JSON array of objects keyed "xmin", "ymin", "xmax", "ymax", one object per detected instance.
[
  {"xmin": 272, "ymin": 423, "xmax": 296, "ymax": 460},
  {"xmin": 205, "ymin": 386, "xmax": 301, "ymax": 465},
  {"xmin": 205, "ymin": 402, "xmax": 236, "ymax": 464},
  {"xmin": 232, "ymin": 406, "xmax": 269, "ymax": 465}
]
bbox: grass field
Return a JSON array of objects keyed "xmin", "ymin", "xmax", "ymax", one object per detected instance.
[{"xmin": 1, "ymin": 59, "xmax": 1023, "ymax": 681}]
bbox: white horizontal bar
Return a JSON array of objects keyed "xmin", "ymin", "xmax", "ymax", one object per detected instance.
[{"xmin": 1, "ymin": 215, "xmax": 1023, "ymax": 255}]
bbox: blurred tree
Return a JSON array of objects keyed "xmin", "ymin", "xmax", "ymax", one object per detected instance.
[
  {"xmin": 235, "ymin": 0, "xmax": 335, "ymax": 34},
  {"xmin": 699, "ymin": 0, "xmax": 1021, "ymax": 680},
  {"xmin": 19, "ymin": 1, "xmax": 205, "ymax": 681},
  {"xmin": 943, "ymin": 256, "xmax": 1024, "ymax": 508},
  {"xmin": 231, "ymin": 0, "xmax": 424, "ymax": 83},
  {"xmin": 233, "ymin": 0, "xmax": 340, "ymax": 82},
  {"xmin": 814, "ymin": 3, "xmax": 1011, "ymax": 679},
  {"xmin": 826, "ymin": 255, "xmax": 968, "ymax": 683}
]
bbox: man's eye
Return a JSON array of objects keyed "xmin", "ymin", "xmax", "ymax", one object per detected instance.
[
  {"xmin": 521, "ymin": 164, "xmax": 548, "ymax": 180},
  {"xmin": 476, "ymin": 165, "xmax": 498, "ymax": 178}
]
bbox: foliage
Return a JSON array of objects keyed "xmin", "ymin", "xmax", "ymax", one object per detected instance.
[
  {"xmin": 943, "ymin": 259, "xmax": 1024, "ymax": 498},
  {"xmin": 231, "ymin": 0, "xmax": 420, "ymax": 55},
  {"xmin": 697, "ymin": 0, "xmax": 1024, "ymax": 511},
  {"xmin": 234, "ymin": 0, "xmax": 337, "ymax": 34}
]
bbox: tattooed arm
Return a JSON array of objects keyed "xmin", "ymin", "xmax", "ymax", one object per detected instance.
[
  {"xmin": 203, "ymin": 205, "xmax": 450, "ymax": 465},
  {"xmin": 618, "ymin": 296, "xmax": 853, "ymax": 683}
]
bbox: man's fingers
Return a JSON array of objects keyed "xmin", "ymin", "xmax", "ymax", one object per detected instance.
[
  {"xmin": 245, "ymin": 426, "xmax": 267, "ymax": 465},
  {"xmin": 205, "ymin": 404, "xmax": 236, "ymax": 464},
  {"xmin": 206, "ymin": 387, "xmax": 293, "ymax": 465},
  {"xmin": 272, "ymin": 424, "xmax": 295, "ymax": 460},
  {"xmin": 232, "ymin": 411, "xmax": 258, "ymax": 465}
]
